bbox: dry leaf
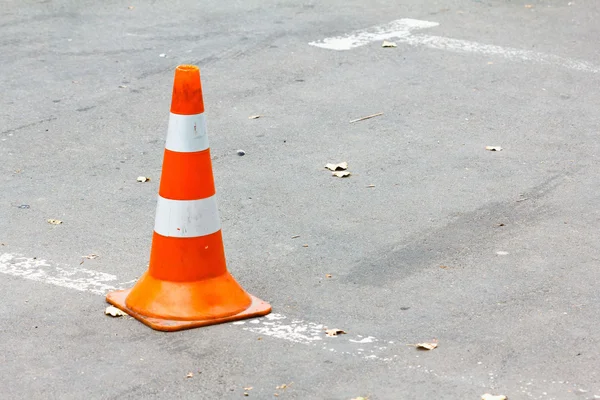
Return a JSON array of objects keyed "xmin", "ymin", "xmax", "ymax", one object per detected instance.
[
  {"xmin": 244, "ymin": 387, "xmax": 253, "ymax": 391},
  {"xmin": 485, "ymin": 146, "xmax": 503, "ymax": 151},
  {"xmin": 276, "ymin": 382, "xmax": 293, "ymax": 390},
  {"xmin": 524, "ymin": 4, "xmax": 533, "ymax": 8},
  {"xmin": 136, "ymin": 176, "xmax": 150, "ymax": 182},
  {"xmin": 128, "ymin": 6, "xmax": 134, "ymax": 9},
  {"xmin": 248, "ymin": 115, "xmax": 262, "ymax": 119},
  {"xmin": 325, "ymin": 329, "xmax": 346, "ymax": 337},
  {"xmin": 302, "ymin": 244, "xmax": 309, "ymax": 247},
  {"xmin": 366, "ymin": 184, "xmax": 375, "ymax": 188},
  {"xmin": 439, "ymin": 265, "xmax": 448, "ymax": 269},
  {"xmin": 349, "ymin": 112, "xmax": 383, "ymax": 123},
  {"xmin": 351, "ymin": 397, "xmax": 369, "ymax": 400},
  {"xmin": 382, "ymin": 41, "xmax": 397, "ymax": 48},
  {"xmin": 291, "ymin": 235, "xmax": 300, "ymax": 239},
  {"xmin": 415, "ymin": 342, "xmax": 438, "ymax": 350},
  {"xmin": 105, "ymin": 306, "xmax": 128, "ymax": 317},
  {"xmin": 82, "ymin": 254, "xmax": 99, "ymax": 259},
  {"xmin": 325, "ymin": 162, "xmax": 348, "ymax": 171},
  {"xmin": 47, "ymin": 219, "xmax": 62, "ymax": 225},
  {"xmin": 186, "ymin": 372, "xmax": 193, "ymax": 378},
  {"xmin": 332, "ymin": 171, "xmax": 351, "ymax": 178},
  {"xmin": 481, "ymin": 394, "xmax": 507, "ymax": 400},
  {"xmin": 325, "ymin": 274, "xmax": 332, "ymax": 278}
]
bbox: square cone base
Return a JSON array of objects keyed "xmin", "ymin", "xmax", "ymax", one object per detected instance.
[{"xmin": 106, "ymin": 289, "xmax": 272, "ymax": 332}]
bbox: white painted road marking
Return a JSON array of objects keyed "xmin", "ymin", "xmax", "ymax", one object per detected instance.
[
  {"xmin": 0, "ymin": 252, "xmax": 395, "ymax": 361},
  {"xmin": 0, "ymin": 253, "xmax": 125, "ymax": 295},
  {"xmin": 308, "ymin": 18, "xmax": 439, "ymax": 51},
  {"xmin": 309, "ymin": 18, "xmax": 600, "ymax": 74}
]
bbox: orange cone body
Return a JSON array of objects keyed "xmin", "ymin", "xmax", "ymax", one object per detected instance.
[{"xmin": 106, "ymin": 65, "xmax": 271, "ymax": 331}]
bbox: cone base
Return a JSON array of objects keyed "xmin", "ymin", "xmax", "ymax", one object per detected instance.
[{"xmin": 106, "ymin": 289, "xmax": 271, "ymax": 332}]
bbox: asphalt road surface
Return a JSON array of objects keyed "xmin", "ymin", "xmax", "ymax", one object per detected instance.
[{"xmin": 2, "ymin": 1, "xmax": 600, "ymax": 399}]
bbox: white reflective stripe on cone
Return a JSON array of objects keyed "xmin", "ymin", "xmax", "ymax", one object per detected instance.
[
  {"xmin": 165, "ymin": 113, "xmax": 209, "ymax": 153},
  {"xmin": 154, "ymin": 195, "xmax": 221, "ymax": 237}
]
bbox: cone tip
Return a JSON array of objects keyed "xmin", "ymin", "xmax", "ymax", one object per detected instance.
[
  {"xmin": 171, "ymin": 64, "xmax": 204, "ymax": 115},
  {"xmin": 176, "ymin": 64, "xmax": 200, "ymax": 73}
]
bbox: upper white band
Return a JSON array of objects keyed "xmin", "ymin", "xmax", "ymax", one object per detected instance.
[
  {"xmin": 154, "ymin": 195, "xmax": 221, "ymax": 238},
  {"xmin": 165, "ymin": 113, "xmax": 209, "ymax": 153}
]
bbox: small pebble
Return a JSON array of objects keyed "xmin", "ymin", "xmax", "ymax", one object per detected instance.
[
  {"xmin": 237, "ymin": 150, "xmax": 246, "ymax": 156},
  {"xmin": 18, "ymin": 204, "xmax": 30, "ymax": 209}
]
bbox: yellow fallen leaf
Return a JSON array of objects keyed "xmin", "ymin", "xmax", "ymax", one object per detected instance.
[
  {"xmin": 325, "ymin": 162, "xmax": 348, "ymax": 171},
  {"xmin": 332, "ymin": 171, "xmax": 351, "ymax": 178},
  {"xmin": 47, "ymin": 219, "xmax": 62, "ymax": 225},
  {"xmin": 485, "ymin": 146, "xmax": 503, "ymax": 151},
  {"xmin": 325, "ymin": 329, "xmax": 346, "ymax": 337},
  {"xmin": 105, "ymin": 306, "xmax": 128, "ymax": 317},
  {"xmin": 481, "ymin": 394, "xmax": 507, "ymax": 400},
  {"xmin": 413, "ymin": 341, "xmax": 438, "ymax": 350},
  {"xmin": 382, "ymin": 41, "xmax": 397, "ymax": 48},
  {"xmin": 276, "ymin": 382, "xmax": 293, "ymax": 390}
]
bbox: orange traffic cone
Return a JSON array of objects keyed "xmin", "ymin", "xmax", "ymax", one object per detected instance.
[{"xmin": 106, "ymin": 65, "xmax": 271, "ymax": 331}]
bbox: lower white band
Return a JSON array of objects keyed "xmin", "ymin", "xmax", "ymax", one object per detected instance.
[
  {"xmin": 154, "ymin": 195, "xmax": 221, "ymax": 238},
  {"xmin": 165, "ymin": 113, "xmax": 209, "ymax": 153}
]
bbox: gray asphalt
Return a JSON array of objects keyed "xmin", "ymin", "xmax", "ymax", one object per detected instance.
[{"xmin": 2, "ymin": 0, "xmax": 600, "ymax": 399}]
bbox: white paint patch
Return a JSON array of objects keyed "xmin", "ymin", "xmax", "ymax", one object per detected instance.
[
  {"xmin": 350, "ymin": 336, "xmax": 376, "ymax": 343},
  {"xmin": 310, "ymin": 18, "xmax": 600, "ymax": 74},
  {"xmin": 165, "ymin": 113, "xmax": 209, "ymax": 153},
  {"xmin": 154, "ymin": 195, "xmax": 221, "ymax": 238},
  {"xmin": 309, "ymin": 18, "xmax": 439, "ymax": 50},
  {"xmin": 0, "ymin": 253, "xmax": 125, "ymax": 295},
  {"xmin": 239, "ymin": 313, "xmax": 394, "ymax": 361}
]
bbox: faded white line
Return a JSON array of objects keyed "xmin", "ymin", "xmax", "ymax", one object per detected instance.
[
  {"xmin": 0, "ymin": 251, "xmax": 396, "ymax": 361},
  {"xmin": 308, "ymin": 18, "xmax": 439, "ymax": 50},
  {"xmin": 0, "ymin": 253, "xmax": 125, "ymax": 295},
  {"xmin": 310, "ymin": 18, "xmax": 600, "ymax": 74},
  {"xmin": 233, "ymin": 314, "xmax": 396, "ymax": 361}
]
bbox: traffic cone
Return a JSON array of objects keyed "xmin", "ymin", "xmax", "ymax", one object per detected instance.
[{"xmin": 106, "ymin": 65, "xmax": 271, "ymax": 331}]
